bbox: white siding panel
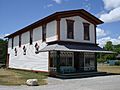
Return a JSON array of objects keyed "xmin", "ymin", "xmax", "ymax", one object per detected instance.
[
  {"xmin": 8, "ymin": 28, "xmax": 49, "ymax": 71},
  {"xmin": 9, "ymin": 41, "xmax": 48, "ymax": 71},
  {"xmin": 14, "ymin": 35, "xmax": 19, "ymax": 47},
  {"xmin": 46, "ymin": 20, "xmax": 57, "ymax": 42},
  {"xmin": 21, "ymin": 31, "xmax": 29, "ymax": 45},
  {"xmin": 60, "ymin": 16, "xmax": 95, "ymax": 43},
  {"xmin": 33, "ymin": 26, "xmax": 42, "ymax": 42},
  {"xmin": 8, "ymin": 38, "xmax": 12, "ymax": 48}
]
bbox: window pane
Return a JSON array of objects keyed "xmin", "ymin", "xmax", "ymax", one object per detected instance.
[
  {"xmin": 60, "ymin": 52, "xmax": 73, "ymax": 66},
  {"xmin": 42, "ymin": 25, "xmax": 46, "ymax": 42},
  {"xmin": 83, "ymin": 23, "xmax": 90, "ymax": 40},
  {"xmin": 84, "ymin": 53, "xmax": 95, "ymax": 71},
  {"xmin": 12, "ymin": 38, "xmax": 14, "ymax": 49},
  {"xmin": 30, "ymin": 30, "xmax": 33, "ymax": 45},
  {"xmin": 67, "ymin": 20, "xmax": 74, "ymax": 39},
  {"xmin": 19, "ymin": 34, "xmax": 21, "ymax": 47}
]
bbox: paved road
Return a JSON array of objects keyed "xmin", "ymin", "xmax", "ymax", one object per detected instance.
[{"xmin": 0, "ymin": 75, "xmax": 120, "ymax": 90}]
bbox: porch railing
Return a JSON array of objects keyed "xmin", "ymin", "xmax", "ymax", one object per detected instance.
[{"xmin": 49, "ymin": 67, "xmax": 57, "ymax": 72}]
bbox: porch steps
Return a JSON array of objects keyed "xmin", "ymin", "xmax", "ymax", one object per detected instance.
[{"xmin": 56, "ymin": 72, "xmax": 107, "ymax": 79}]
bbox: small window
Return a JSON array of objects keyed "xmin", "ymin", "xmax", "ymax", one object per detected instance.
[
  {"xmin": 42, "ymin": 24, "xmax": 46, "ymax": 42},
  {"xmin": 30, "ymin": 30, "xmax": 33, "ymax": 45},
  {"xmin": 19, "ymin": 34, "xmax": 21, "ymax": 47},
  {"xmin": 35, "ymin": 43, "xmax": 39, "ymax": 54},
  {"xmin": 12, "ymin": 38, "xmax": 14, "ymax": 49},
  {"xmin": 83, "ymin": 23, "xmax": 90, "ymax": 40},
  {"xmin": 23, "ymin": 46, "xmax": 26, "ymax": 55},
  {"xmin": 14, "ymin": 48, "xmax": 17, "ymax": 56},
  {"xmin": 66, "ymin": 19, "xmax": 74, "ymax": 39}
]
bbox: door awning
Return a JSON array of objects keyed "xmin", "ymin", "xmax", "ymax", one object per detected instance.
[{"xmin": 39, "ymin": 42, "xmax": 114, "ymax": 53}]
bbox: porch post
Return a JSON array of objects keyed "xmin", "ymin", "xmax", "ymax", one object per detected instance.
[
  {"xmin": 56, "ymin": 51, "xmax": 60, "ymax": 73},
  {"xmin": 95, "ymin": 53, "xmax": 97, "ymax": 71}
]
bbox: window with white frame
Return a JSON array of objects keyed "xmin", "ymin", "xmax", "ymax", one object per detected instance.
[
  {"xmin": 66, "ymin": 19, "xmax": 74, "ymax": 39},
  {"xmin": 60, "ymin": 52, "xmax": 74, "ymax": 66},
  {"xmin": 50, "ymin": 51, "xmax": 57, "ymax": 67},
  {"xmin": 84, "ymin": 52, "xmax": 95, "ymax": 70}
]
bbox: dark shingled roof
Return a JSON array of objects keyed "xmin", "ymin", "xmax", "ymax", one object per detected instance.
[
  {"xmin": 116, "ymin": 54, "xmax": 120, "ymax": 59},
  {"xmin": 39, "ymin": 42, "xmax": 114, "ymax": 53}
]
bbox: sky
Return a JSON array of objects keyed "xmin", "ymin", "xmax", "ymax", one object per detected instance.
[{"xmin": 0, "ymin": 0, "xmax": 120, "ymax": 47}]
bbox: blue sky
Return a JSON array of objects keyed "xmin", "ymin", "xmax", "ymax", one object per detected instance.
[{"xmin": 0, "ymin": 0, "xmax": 120, "ymax": 47}]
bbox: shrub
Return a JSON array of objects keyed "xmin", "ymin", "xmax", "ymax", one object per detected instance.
[{"xmin": 97, "ymin": 58, "xmax": 106, "ymax": 63}]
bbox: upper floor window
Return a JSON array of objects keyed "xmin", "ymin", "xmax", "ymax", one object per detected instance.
[
  {"xmin": 12, "ymin": 37, "xmax": 14, "ymax": 49},
  {"xmin": 19, "ymin": 34, "xmax": 21, "ymax": 47},
  {"xmin": 83, "ymin": 23, "xmax": 90, "ymax": 40},
  {"xmin": 30, "ymin": 30, "xmax": 33, "ymax": 45},
  {"xmin": 66, "ymin": 19, "xmax": 74, "ymax": 39},
  {"xmin": 42, "ymin": 24, "xmax": 46, "ymax": 42}
]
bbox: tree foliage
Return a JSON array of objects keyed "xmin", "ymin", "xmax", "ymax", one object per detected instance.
[
  {"xmin": 0, "ymin": 39, "xmax": 7, "ymax": 64},
  {"xmin": 104, "ymin": 41, "xmax": 113, "ymax": 51},
  {"xmin": 97, "ymin": 41, "xmax": 120, "ymax": 63}
]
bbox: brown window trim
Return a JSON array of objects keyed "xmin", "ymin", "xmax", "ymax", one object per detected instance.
[
  {"xmin": 42, "ymin": 24, "xmax": 46, "ymax": 42},
  {"xmin": 19, "ymin": 34, "xmax": 21, "ymax": 47},
  {"xmin": 56, "ymin": 18, "xmax": 61, "ymax": 40},
  {"xmin": 30, "ymin": 30, "xmax": 33, "ymax": 45},
  {"xmin": 83, "ymin": 22, "xmax": 90, "ymax": 41},
  {"xmin": 12, "ymin": 37, "xmax": 14, "ymax": 49},
  {"xmin": 66, "ymin": 19, "xmax": 74, "ymax": 39},
  {"xmin": 94, "ymin": 25, "xmax": 97, "ymax": 44}
]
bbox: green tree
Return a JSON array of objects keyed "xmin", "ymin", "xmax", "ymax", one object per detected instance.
[
  {"xmin": 0, "ymin": 39, "xmax": 7, "ymax": 65},
  {"xmin": 104, "ymin": 41, "xmax": 113, "ymax": 51},
  {"xmin": 97, "ymin": 41, "xmax": 116, "ymax": 63},
  {"xmin": 113, "ymin": 44, "xmax": 120, "ymax": 54},
  {"xmin": 103, "ymin": 41, "xmax": 115, "ymax": 60}
]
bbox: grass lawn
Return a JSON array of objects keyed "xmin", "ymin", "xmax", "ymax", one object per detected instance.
[
  {"xmin": 0, "ymin": 69, "xmax": 48, "ymax": 86},
  {"xmin": 98, "ymin": 64, "xmax": 120, "ymax": 74}
]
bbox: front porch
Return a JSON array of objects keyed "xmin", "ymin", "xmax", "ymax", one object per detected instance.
[
  {"xmin": 49, "ymin": 51, "xmax": 97, "ymax": 76},
  {"xmin": 38, "ymin": 41, "xmax": 114, "ymax": 77}
]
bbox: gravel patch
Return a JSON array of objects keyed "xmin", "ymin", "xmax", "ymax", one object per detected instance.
[{"xmin": 0, "ymin": 75, "xmax": 120, "ymax": 90}]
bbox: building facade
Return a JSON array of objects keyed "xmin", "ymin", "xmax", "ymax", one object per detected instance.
[{"xmin": 6, "ymin": 9, "xmax": 109, "ymax": 76}]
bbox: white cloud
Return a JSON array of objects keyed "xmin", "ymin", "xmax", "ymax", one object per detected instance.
[
  {"xmin": 53, "ymin": 0, "xmax": 62, "ymax": 4},
  {"xmin": 44, "ymin": 4, "xmax": 53, "ymax": 8},
  {"xmin": 99, "ymin": 0, "xmax": 120, "ymax": 23},
  {"xmin": 0, "ymin": 34, "xmax": 9, "ymax": 39},
  {"xmin": 103, "ymin": 0, "xmax": 120, "ymax": 10},
  {"xmin": 100, "ymin": 7, "xmax": 120, "ymax": 23},
  {"xmin": 52, "ymin": 0, "xmax": 69, "ymax": 4},
  {"xmin": 85, "ymin": 4, "xmax": 91, "ymax": 11},
  {"xmin": 47, "ymin": 4, "xmax": 53, "ymax": 7},
  {"xmin": 97, "ymin": 36, "xmax": 120, "ymax": 47},
  {"xmin": 96, "ymin": 28, "xmax": 107, "ymax": 38}
]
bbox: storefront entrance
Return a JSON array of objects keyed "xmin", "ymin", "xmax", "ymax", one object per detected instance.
[{"xmin": 49, "ymin": 51, "xmax": 96, "ymax": 75}]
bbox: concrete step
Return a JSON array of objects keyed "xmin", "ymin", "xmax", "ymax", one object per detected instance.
[{"xmin": 56, "ymin": 72, "xmax": 107, "ymax": 79}]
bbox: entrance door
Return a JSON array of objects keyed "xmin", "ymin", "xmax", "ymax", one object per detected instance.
[{"xmin": 74, "ymin": 52, "xmax": 84, "ymax": 72}]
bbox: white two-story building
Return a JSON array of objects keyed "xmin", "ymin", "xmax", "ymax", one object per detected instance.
[{"xmin": 5, "ymin": 9, "xmax": 111, "ymax": 77}]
